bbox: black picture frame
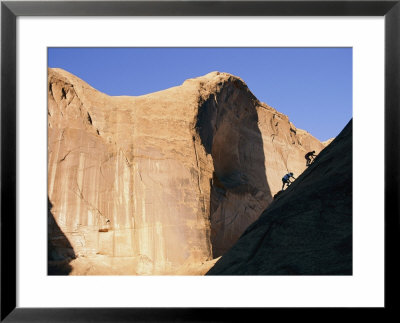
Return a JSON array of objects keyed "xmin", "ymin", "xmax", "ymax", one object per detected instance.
[{"xmin": 1, "ymin": 0, "xmax": 399, "ymax": 321}]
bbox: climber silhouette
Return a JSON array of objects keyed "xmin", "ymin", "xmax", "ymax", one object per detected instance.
[
  {"xmin": 281, "ymin": 172, "xmax": 296, "ymax": 191},
  {"xmin": 305, "ymin": 150, "xmax": 317, "ymax": 166}
]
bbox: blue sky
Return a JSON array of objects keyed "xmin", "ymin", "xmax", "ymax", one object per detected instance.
[{"xmin": 48, "ymin": 48, "xmax": 352, "ymax": 141}]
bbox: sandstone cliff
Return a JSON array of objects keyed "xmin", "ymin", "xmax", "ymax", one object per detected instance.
[
  {"xmin": 322, "ymin": 138, "xmax": 335, "ymax": 146},
  {"xmin": 206, "ymin": 120, "xmax": 352, "ymax": 275},
  {"xmin": 48, "ymin": 68, "xmax": 324, "ymax": 275}
]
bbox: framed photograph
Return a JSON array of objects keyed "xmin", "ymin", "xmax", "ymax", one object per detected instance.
[{"xmin": 1, "ymin": 0, "xmax": 399, "ymax": 321}]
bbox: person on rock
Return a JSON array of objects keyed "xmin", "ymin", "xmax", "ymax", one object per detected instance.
[
  {"xmin": 305, "ymin": 150, "xmax": 317, "ymax": 166},
  {"xmin": 281, "ymin": 172, "xmax": 296, "ymax": 191}
]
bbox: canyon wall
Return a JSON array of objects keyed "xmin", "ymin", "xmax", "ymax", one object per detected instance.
[{"xmin": 48, "ymin": 68, "xmax": 324, "ymax": 274}]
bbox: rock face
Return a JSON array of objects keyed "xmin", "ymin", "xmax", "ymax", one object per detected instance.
[
  {"xmin": 322, "ymin": 138, "xmax": 335, "ymax": 146},
  {"xmin": 206, "ymin": 120, "xmax": 352, "ymax": 275},
  {"xmin": 48, "ymin": 198, "xmax": 76, "ymax": 275},
  {"xmin": 48, "ymin": 68, "xmax": 324, "ymax": 275}
]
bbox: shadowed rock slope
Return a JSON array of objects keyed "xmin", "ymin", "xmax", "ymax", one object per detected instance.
[{"xmin": 207, "ymin": 120, "xmax": 352, "ymax": 275}]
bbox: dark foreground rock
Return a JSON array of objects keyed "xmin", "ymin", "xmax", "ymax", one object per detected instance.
[{"xmin": 207, "ymin": 120, "xmax": 353, "ymax": 275}]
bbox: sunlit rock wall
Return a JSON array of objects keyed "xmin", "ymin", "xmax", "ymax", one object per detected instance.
[{"xmin": 48, "ymin": 68, "xmax": 323, "ymax": 274}]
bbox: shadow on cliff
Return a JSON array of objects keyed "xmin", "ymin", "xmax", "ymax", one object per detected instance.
[
  {"xmin": 196, "ymin": 78, "xmax": 272, "ymax": 258},
  {"xmin": 48, "ymin": 197, "xmax": 76, "ymax": 275},
  {"xmin": 207, "ymin": 119, "xmax": 353, "ymax": 275}
]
